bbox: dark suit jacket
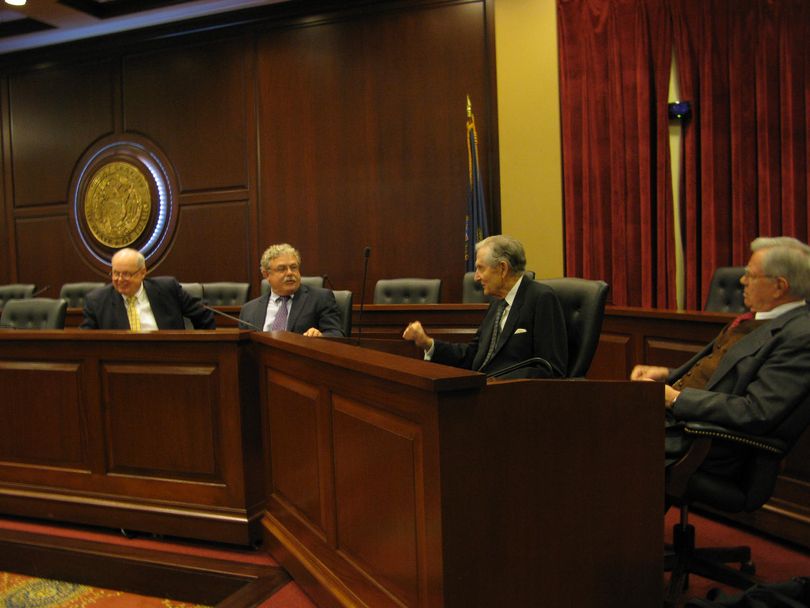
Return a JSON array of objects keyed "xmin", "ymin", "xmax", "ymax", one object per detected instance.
[
  {"xmin": 665, "ymin": 304, "xmax": 810, "ymax": 473},
  {"xmin": 80, "ymin": 277, "xmax": 215, "ymax": 330},
  {"xmin": 238, "ymin": 284, "xmax": 344, "ymax": 337},
  {"xmin": 432, "ymin": 278, "xmax": 568, "ymax": 378}
]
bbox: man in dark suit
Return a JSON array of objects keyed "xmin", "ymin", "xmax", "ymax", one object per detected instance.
[
  {"xmin": 402, "ymin": 234, "xmax": 568, "ymax": 378},
  {"xmin": 239, "ymin": 243, "xmax": 344, "ymax": 337},
  {"xmin": 631, "ymin": 236, "xmax": 810, "ymax": 475},
  {"xmin": 80, "ymin": 248, "xmax": 215, "ymax": 330}
]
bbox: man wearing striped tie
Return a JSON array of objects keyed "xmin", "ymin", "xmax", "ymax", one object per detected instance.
[
  {"xmin": 80, "ymin": 248, "xmax": 215, "ymax": 330},
  {"xmin": 402, "ymin": 234, "xmax": 568, "ymax": 379},
  {"xmin": 238, "ymin": 243, "xmax": 344, "ymax": 337},
  {"xmin": 631, "ymin": 236, "xmax": 810, "ymax": 474}
]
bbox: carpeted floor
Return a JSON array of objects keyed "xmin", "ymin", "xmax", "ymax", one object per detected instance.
[
  {"xmin": 666, "ymin": 508, "xmax": 810, "ymax": 607},
  {"xmin": 0, "ymin": 516, "xmax": 317, "ymax": 608},
  {"xmin": 0, "ymin": 571, "xmax": 207, "ymax": 607},
  {"xmin": 3, "ymin": 510, "xmax": 809, "ymax": 607}
]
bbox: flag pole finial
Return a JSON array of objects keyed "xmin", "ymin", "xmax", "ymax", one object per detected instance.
[{"xmin": 466, "ymin": 95, "xmax": 472, "ymax": 119}]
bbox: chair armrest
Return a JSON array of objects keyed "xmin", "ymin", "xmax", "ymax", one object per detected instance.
[
  {"xmin": 683, "ymin": 422, "xmax": 787, "ymax": 456},
  {"xmin": 667, "ymin": 422, "xmax": 787, "ymax": 499}
]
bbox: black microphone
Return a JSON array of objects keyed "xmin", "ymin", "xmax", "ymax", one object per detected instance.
[
  {"xmin": 31, "ymin": 285, "xmax": 50, "ymax": 298},
  {"xmin": 202, "ymin": 304, "xmax": 262, "ymax": 331},
  {"xmin": 486, "ymin": 357, "xmax": 554, "ymax": 380},
  {"xmin": 323, "ymin": 274, "xmax": 336, "ymax": 290},
  {"xmin": 357, "ymin": 247, "xmax": 371, "ymax": 338}
]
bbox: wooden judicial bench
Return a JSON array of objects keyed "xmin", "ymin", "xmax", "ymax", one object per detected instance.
[
  {"xmin": 252, "ymin": 332, "xmax": 662, "ymax": 607},
  {"xmin": 0, "ymin": 324, "xmax": 664, "ymax": 607},
  {"xmin": 7, "ymin": 301, "xmax": 810, "ymax": 603},
  {"xmin": 328, "ymin": 303, "xmax": 810, "ymax": 552},
  {"xmin": 0, "ymin": 329, "xmax": 264, "ymax": 545}
]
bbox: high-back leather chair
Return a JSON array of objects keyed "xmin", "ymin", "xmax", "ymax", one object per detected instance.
[
  {"xmin": 179, "ymin": 283, "xmax": 205, "ymax": 329},
  {"xmin": 0, "ymin": 298, "xmax": 67, "ymax": 329},
  {"xmin": 0, "ymin": 284, "xmax": 35, "ymax": 308},
  {"xmin": 261, "ymin": 276, "xmax": 324, "ymax": 296},
  {"xmin": 664, "ymin": 392, "xmax": 810, "ymax": 605},
  {"xmin": 180, "ymin": 282, "xmax": 204, "ymax": 300},
  {"xmin": 59, "ymin": 282, "xmax": 105, "ymax": 308},
  {"xmin": 202, "ymin": 282, "xmax": 250, "ymax": 306},
  {"xmin": 704, "ymin": 266, "xmax": 747, "ymax": 313},
  {"xmin": 537, "ymin": 278, "xmax": 609, "ymax": 377},
  {"xmin": 333, "ymin": 290, "xmax": 353, "ymax": 337},
  {"xmin": 373, "ymin": 279, "xmax": 441, "ymax": 304},
  {"xmin": 462, "ymin": 270, "xmax": 536, "ymax": 303}
]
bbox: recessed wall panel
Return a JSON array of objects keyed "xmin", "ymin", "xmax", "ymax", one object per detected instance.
[
  {"xmin": 103, "ymin": 362, "xmax": 221, "ymax": 480},
  {"xmin": 123, "ymin": 38, "xmax": 249, "ymax": 193},
  {"xmin": 10, "ymin": 61, "xmax": 114, "ymax": 206},
  {"xmin": 332, "ymin": 395, "xmax": 422, "ymax": 607},
  {"xmin": 0, "ymin": 361, "xmax": 86, "ymax": 468}
]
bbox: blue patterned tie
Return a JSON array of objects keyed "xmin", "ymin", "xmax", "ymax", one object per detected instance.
[
  {"xmin": 479, "ymin": 299, "xmax": 507, "ymax": 370},
  {"xmin": 270, "ymin": 296, "xmax": 290, "ymax": 331}
]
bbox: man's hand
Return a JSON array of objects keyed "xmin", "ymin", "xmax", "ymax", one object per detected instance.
[
  {"xmin": 630, "ymin": 364, "xmax": 669, "ymax": 381},
  {"xmin": 403, "ymin": 321, "xmax": 433, "ymax": 351},
  {"xmin": 664, "ymin": 385, "xmax": 681, "ymax": 409},
  {"xmin": 303, "ymin": 327, "xmax": 323, "ymax": 337}
]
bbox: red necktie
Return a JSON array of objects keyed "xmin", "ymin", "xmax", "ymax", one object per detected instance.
[{"xmin": 729, "ymin": 311, "xmax": 754, "ymax": 329}]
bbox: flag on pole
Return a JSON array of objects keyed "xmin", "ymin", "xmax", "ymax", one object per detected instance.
[{"xmin": 465, "ymin": 95, "xmax": 489, "ymax": 272}]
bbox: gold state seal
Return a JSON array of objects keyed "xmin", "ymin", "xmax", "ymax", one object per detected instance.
[{"xmin": 84, "ymin": 161, "xmax": 151, "ymax": 247}]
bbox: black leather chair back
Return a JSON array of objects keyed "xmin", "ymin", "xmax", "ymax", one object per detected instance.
[
  {"xmin": 59, "ymin": 282, "xmax": 105, "ymax": 308},
  {"xmin": 373, "ymin": 278, "xmax": 441, "ymax": 304},
  {"xmin": 704, "ymin": 266, "xmax": 747, "ymax": 313},
  {"xmin": 261, "ymin": 276, "xmax": 323, "ymax": 296},
  {"xmin": 180, "ymin": 282, "xmax": 204, "ymax": 299},
  {"xmin": 0, "ymin": 284, "xmax": 35, "ymax": 308},
  {"xmin": 333, "ymin": 290, "xmax": 353, "ymax": 337},
  {"xmin": 462, "ymin": 271, "xmax": 535, "ymax": 303},
  {"xmin": 202, "ymin": 282, "xmax": 250, "ymax": 306},
  {"xmin": 537, "ymin": 278, "xmax": 609, "ymax": 377},
  {"xmin": 0, "ymin": 298, "xmax": 67, "ymax": 329}
]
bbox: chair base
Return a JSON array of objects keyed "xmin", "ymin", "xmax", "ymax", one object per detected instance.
[{"xmin": 664, "ymin": 521, "xmax": 757, "ymax": 606}]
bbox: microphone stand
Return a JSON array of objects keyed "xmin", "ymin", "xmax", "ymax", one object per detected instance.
[
  {"xmin": 202, "ymin": 305, "xmax": 262, "ymax": 331},
  {"xmin": 357, "ymin": 247, "xmax": 371, "ymax": 340}
]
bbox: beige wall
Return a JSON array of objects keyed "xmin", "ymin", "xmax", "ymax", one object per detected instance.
[{"xmin": 495, "ymin": 0, "xmax": 564, "ymax": 278}]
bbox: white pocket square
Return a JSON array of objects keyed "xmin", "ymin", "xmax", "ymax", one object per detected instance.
[{"xmin": 514, "ymin": 328, "xmax": 527, "ymax": 335}]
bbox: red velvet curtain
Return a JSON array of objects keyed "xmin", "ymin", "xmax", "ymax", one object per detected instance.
[
  {"xmin": 670, "ymin": 0, "xmax": 810, "ymax": 309},
  {"xmin": 557, "ymin": 0, "xmax": 675, "ymax": 307},
  {"xmin": 558, "ymin": 0, "xmax": 810, "ymax": 308}
]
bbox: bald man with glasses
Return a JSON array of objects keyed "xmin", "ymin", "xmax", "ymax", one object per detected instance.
[{"xmin": 80, "ymin": 248, "xmax": 215, "ymax": 330}]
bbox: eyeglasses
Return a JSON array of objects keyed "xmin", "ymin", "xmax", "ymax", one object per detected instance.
[
  {"xmin": 269, "ymin": 264, "xmax": 300, "ymax": 274},
  {"xmin": 110, "ymin": 270, "xmax": 142, "ymax": 280},
  {"xmin": 743, "ymin": 267, "xmax": 776, "ymax": 281}
]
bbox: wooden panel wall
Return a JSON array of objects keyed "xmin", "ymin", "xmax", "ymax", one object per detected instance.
[{"xmin": 0, "ymin": 0, "xmax": 494, "ymax": 303}]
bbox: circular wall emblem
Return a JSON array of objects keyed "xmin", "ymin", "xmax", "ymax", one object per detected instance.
[
  {"xmin": 68, "ymin": 135, "xmax": 179, "ymax": 273},
  {"xmin": 84, "ymin": 161, "xmax": 152, "ymax": 247}
]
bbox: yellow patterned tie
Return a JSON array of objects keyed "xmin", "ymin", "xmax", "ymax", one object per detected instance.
[{"xmin": 126, "ymin": 295, "xmax": 141, "ymax": 331}]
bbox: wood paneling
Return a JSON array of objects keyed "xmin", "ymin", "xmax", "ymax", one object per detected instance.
[
  {"xmin": 333, "ymin": 395, "xmax": 422, "ymax": 607},
  {"xmin": 0, "ymin": 361, "xmax": 85, "ymax": 467},
  {"xmin": 264, "ymin": 370, "xmax": 324, "ymax": 534},
  {"xmin": 9, "ymin": 61, "xmax": 115, "ymax": 206},
  {"xmin": 151, "ymin": 201, "xmax": 252, "ymax": 283},
  {"xmin": 0, "ymin": 330, "xmax": 263, "ymax": 545},
  {"xmin": 255, "ymin": 332, "xmax": 663, "ymax": 607},
  {"xmin": 123, "ymin": 38, "xmax": 250, "ymax": 193},
  {"xmin": 103, "ymin": 362, "xmax": 220, "ymax": 479},
  {"xmin": 0, "ymin": 1, "xmax": 494, "ymax": 300},
  {"xmin": 256, "ymin": 2, "xmax": 491, "ymax": 303},
  {"xmin": 15, "ymin": 214, "xmax": 96, "ymax": 296}
]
